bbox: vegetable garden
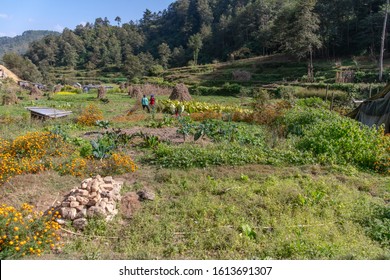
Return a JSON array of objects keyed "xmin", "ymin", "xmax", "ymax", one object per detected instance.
[{"xmin": 0, "ymin": 81, "xmax": 389, "ymax": 260}]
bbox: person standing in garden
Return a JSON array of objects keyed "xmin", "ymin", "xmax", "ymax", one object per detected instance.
[
  {"xmin": 141, "ymin": 95, "xmax": 150, "ymax": 113},
  {"xmin": 150, "ymin": 94, "xmax": 156, "ymax": 112}
]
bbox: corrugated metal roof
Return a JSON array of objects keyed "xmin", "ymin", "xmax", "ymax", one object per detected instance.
[{"xmin": 26, "ymin": 107, "xmax": 72, "ymax": 118}]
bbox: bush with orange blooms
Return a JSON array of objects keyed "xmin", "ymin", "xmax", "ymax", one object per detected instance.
[
  {"xmin": 0, "ymin": 203, "xmax": 63, "ymax": 259},
  {"xmin": 0, "ymin": 132, "xmax": 72, "ymax": 184},
  {"xmin": 76, "ymin": 104, "xmax": 103, "ymax": 126}
]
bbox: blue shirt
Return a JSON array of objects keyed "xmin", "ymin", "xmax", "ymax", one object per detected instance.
[{"xmin": 142, "ymin": 97, "xmax": 149, "ymax": 106}]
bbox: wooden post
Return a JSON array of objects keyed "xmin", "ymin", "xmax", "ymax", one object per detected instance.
[
  {"xmin": 325, "ymin": 84, "xmax": 329, "ymax": 101},
  {"xmin": 330, "ymin": 91, "xmax": 335, "ymax": 111},
  {"xmin": 369, "ymin": 84, "xmax": 372, "ymax": 98}
]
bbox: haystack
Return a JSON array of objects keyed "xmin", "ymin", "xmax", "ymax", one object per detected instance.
[
  {"xmin": 29, "ymin": 86, "xmax": 43, "ymax": 99},
  {"xmin": 128, "ymin": 85, "xmax": 143, "ymax": 100},
  {"xmin": 119, "ymin": 82, "xmax": 128, "ymax": 92},
  {"xmin": 2, "ymin": 91, "xmax": 19, "ymax": 105},
  {"xmin": 97, "ymin": 86, "xmax": 106, "ymax": 100},
  {"xmin": 169, "ymin": 83, "xmax": 192, "ymax": 102},
  {"xmin": 54, "ymin": 84, "xmax": 63, "ymax": 93}
]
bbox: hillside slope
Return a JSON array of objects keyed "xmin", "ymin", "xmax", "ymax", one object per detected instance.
[
  {"xmin": 0, "ymin": 64, "xmax": 21, "ymax": 82},
  {"xmin": 0, "ymin": 30, "xmax": 59, "ymax": 58}
]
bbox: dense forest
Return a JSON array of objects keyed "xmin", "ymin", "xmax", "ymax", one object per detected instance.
[{"xmin": 2, "ymin": 0, "xmax": 390, "ymax": 82}]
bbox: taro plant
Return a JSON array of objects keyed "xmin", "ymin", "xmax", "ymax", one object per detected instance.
[
  {"xmin": 143, "ymin": 135, "xmax": 160, "ymax": 149},
  {"xmin": 96, "ymin": 120, "xmax": 110, "ymax": 129},
  {"xmin": 148, "ymin": 115, "xmax": 176, "ymax": 128},
  {"xmin": 103, "ymin": 129, "xmax": 132, "ymax": 147},
  {"xmin": 90, "ymin": 136, "xmax": 115, "ymax": 160},
  {"xmin": 177, "ymin": 116, "xmax": 194, "ymax": 141},
  {"xmin": 193, "ymin": 119, "xmax": 265, "ymax": 147},
  {"xmin": 48, "ymin": 125, "xmax": 69, "ymax": 141}
]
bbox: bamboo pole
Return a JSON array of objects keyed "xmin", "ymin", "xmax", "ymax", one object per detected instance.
[
  {"xmin": 369, "ymin": 84, "xmax": 372, "ymax": 98},
  {"xmin": 330, "ymin": 91, "xmax": 335, "ymax": 111},
  {"xmin": 325, "ymin": 84, "xmax": 329, "ymax": 101}
]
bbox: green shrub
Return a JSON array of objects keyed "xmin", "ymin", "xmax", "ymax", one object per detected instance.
[
  {"xmin": 295, "ymin": 97, "xmax": 328, "ymax": 109},
  {"xmin": 296, "ymin": 115, "xmax": 388, "ymax": 170},
  {"xmin": 193, "ymin": 119, "xmax": 266, "ymax": 147},
  {"xmin": 61, "ymin": 85, "xmax": 82, "ymax": 94},
  {"xmin": 283, "ymin": 108, "xmax": 335, "ymax": 136},
  {"xmin": 221, "ymin": 83, "xmax": 242, "ymax": 95},
  {"xmin": 362, "ymin": 204, "xmax": 390, "ymax": 247},
  {"xmin": 189, "ymin": 85, "xmax": 221, "ymax": 96},
  {"xmin": 79, "ymin": 142, "xmax": 93, "ymax": 158}
]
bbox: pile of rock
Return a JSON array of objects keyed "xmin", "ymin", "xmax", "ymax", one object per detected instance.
[{"xmin": 59, "ymin": 175, "xmax": 123, "ymax": 230}]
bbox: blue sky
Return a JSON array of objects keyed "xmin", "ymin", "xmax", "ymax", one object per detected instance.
[{"xmin": 0, "ymin": 0, "xmax": 175, "ymax": 37}]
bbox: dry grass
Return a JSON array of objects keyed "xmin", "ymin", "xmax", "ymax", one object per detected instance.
[
  {"xmin": 0, "ymin": 171, "xmax": 80, "ymax": 212},
  {"xmin": 112, "ymin": 113, "xmax": 148, "ymax": 123},
  {"xmin": 0, "ymin": 64, "xmax": 21, "ymax": 82},
  {"xmin": 169, "ymin": 83, "xmax": 192, "ymax": 101}
]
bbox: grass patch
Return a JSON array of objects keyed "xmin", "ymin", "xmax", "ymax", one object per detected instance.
[{"xmin": 45, "ymin": 166, "xmax": 390, "ymax": 260}]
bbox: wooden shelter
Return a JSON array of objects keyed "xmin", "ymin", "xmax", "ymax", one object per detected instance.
[
  {"xmin": 347, "ymin": 84, "xmax": 390, "ymax": 133},
  {"xmin": 26, "ymin": 107, "xmax": 72, "ymax": 120}
]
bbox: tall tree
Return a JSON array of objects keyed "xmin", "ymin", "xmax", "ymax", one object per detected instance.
[
  {"xmin": 187, "ymin": 33, "xmax": 203, "ymax": 65},
  {"xmin": 115, "ymin": 16, "xmax": 122, "ymax": 27},
  {"xmin": 158, "ymin": 42, "xmax": 172, "ymax": 69},
  {"xmin": 274, "ymin": 0, "xmax": 322, "ymax": 81},
  {"xmin": 379, "ymin": 0, "xmax": 389, "ymax": 81},
  {"xmin": 2, "ymin": 52, "xmax": 43, "ymax": 82}
]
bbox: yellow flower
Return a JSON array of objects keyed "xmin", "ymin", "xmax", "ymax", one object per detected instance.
[{"xmin": 14, "ymin": 227, "xmax": 19, "ymax": 231}]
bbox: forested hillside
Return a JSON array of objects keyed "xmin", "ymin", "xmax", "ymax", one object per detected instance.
[
  {"xmin": 5, "ymin": 0, "xmax": 390, "ymax": 82},
  {"xmin": 0, "ymin": 30, "xmax": 59, "ymax": 59}
]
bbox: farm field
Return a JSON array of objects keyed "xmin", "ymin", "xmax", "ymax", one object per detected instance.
[{"xmin": 0, "ymin": 81, "xmax": 389, "ymax": 260}]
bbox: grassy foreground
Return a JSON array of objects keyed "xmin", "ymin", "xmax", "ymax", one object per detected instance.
[{"xmin": 2, "ymin": 164, "xmax": 386, "ymax": 260}]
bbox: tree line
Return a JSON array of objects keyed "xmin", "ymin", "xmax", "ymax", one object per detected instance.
[{"xmin": 3, "ymin": 0, "xmax": 390, "ymax": 82}]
